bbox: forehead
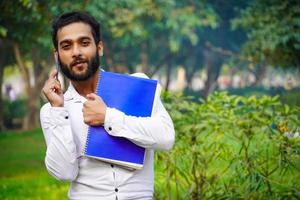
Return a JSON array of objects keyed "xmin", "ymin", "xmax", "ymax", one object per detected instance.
[{"xmin": 57, "ymin": 22, "xmax": 94, "ymax": 43}]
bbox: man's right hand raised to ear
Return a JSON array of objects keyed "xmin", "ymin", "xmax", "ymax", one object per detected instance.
[{"xmin": 42, "ymin": 69, "xmax": 64, "ymax": 107}]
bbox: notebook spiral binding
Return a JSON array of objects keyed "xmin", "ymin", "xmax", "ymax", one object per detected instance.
[{"xmin": 82, "ymin": 69, "xmax": 102, "ymax": 156}]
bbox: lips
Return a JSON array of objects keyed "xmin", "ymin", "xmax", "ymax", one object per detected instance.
[
  {"xmin": 73, "ymin": 62, "xmax": 86, "ymax": 67},
  {"xmin": 71, "ymin": 60, "xmax": 87, "ymax": 68}
]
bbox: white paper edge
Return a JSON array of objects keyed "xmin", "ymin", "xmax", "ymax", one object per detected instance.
[{"xmin": 85, "ymin": 155, "xmax": 143, "ymax": 170}]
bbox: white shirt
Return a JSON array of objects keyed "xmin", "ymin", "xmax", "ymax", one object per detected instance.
[{"xmin": 40, "ymin": 73, "xmax": 175, "ymax": 200}]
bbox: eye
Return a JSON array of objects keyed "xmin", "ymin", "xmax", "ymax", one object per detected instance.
[
  {"xmin": 82, "ymin": 41, "xmax": 90, "ymax": 46},
  {"xmin": 61, "ymin": 44, "xmax": 71, "ymax": 50}
]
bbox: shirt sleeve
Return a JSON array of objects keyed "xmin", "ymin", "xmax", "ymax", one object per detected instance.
[
  {"xmin": 103, "ymin": 97, "xmax": 175, "ymax": 151},
  {"xmin": 40, "ymin": 103, "xmax": 79, "ymax": 181}
]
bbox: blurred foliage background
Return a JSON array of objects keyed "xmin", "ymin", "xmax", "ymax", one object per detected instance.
[{"xmin": 0, "ymin": 0, "xmax": 299, "ymax": 199}]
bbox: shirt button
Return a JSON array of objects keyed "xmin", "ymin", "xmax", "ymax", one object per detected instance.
[
  {"xmin": 65, "ymin": 116, "xmax": 69, "ymax": 119},
  {"xmin": 111, "ymin": 164, "xmax": 114, "ymax": 168},
  {"xmin": 108, "ymin": 127, "xmax": 112, "ymax": 131},
  {"xmin": 115, "ymin": 188, "xmax": 118, "ymax": 192}
]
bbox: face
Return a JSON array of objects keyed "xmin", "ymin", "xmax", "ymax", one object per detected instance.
[{"xmin": 56, "ymin": 22, "xmax": 103, "ymax": 81}]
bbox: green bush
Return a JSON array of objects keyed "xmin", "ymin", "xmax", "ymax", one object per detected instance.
[
  {"xmin": 280, "ymin": 89, "xmax": 300, "ymax": 107},
  {"xmin": 3, "ymin": 99, "xmax": 27, "ymax": 129},
  {"xmin": 155, "ymin": 92, "xmax": 300, "ymax": 199}
]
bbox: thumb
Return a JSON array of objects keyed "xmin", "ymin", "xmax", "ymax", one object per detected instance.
[{"xmin": 86, "ymin": 93, "xmax": 98, "ymax": 101}]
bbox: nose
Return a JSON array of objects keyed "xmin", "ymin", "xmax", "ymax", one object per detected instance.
[{"xmin": 72, "ymin": 44, "xmax": 82, "ymax": 58}]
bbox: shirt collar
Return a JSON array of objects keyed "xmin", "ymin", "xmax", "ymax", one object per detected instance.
[
  {"xmin": 64, "ymin": 83, "xmax": 85, "ymax": 102},
  {"xmin": 64, "ymin": 67, "xmax": 104, "ymax": 102}
]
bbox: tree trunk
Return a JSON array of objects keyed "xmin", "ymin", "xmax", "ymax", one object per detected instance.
[
  {"xmin": 140, "ymin": 42, "xmax": 149, "ymax": 74},
  {"xmin": 0, "ymin": 66, "xmax": 4, "ymax": 131},
  {"xmin": 203, "ymin": 47, "xmax": 222, "ymax": 98},
  {"xmin": 186, "ymin": 58, "xmax": 200, "ymax": 90},
  {"xmin": 114, "ymin": 51, "xmax": 129, "ymax": 73},
  {"xmin": 0, "ymin": 40, "xmax": 5, "ymax": 131},
  {"xmin": 165, "ymin": 60, "xmax": 172, "ymax": 91},
  {"xmin": 185, "ymin": 46, "xmax": 200, "ymax": 90},
  {"xmin": 252, "ymin": 63, "xmax": 267, "ymax": 86},
  {"xmin": 31, "ymin": 47, "xmax": 50, "ymax": 127},
  {"xmin": 148, "ymin": 53, "xmax": 172, "ymax": 78},
  {"xmin": 13, "ymin": 42, "xmax": 36, "ymax": 130},
  {"xmin": 104, "ymin": 42, "xmax": 115, "ymax": 72}
]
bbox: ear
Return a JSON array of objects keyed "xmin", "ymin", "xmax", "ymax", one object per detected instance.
[
  {"xmin": 54, "ymin": 50, "xmax": 58, "ymax": 59},
  {"xmin": 97, "ymin": 41, "xmax": 104, "ymax": 56}
]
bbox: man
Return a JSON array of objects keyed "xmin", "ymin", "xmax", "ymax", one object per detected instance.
[{"xmin": 40, "ymin": 11, "xmax": 175, "ymax": 200}]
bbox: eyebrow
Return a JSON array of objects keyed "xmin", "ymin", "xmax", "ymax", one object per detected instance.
[{"xmin": 59, "ymin": 36, "xmax": 92, "ymax": 46}]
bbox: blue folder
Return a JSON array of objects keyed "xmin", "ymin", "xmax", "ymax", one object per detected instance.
[{"xmin": 84, "ymin": 71, "xmax": 159, "ymax": 169}]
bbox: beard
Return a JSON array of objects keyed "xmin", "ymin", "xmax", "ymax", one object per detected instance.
[{"xmin": 58, "ymin": 51, "xmax": 99, "ymax": 81}]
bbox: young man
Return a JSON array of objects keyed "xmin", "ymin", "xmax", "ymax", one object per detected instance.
[{"xmin": 40, "ymin": 11, "xmax": 175, "ymax": 200}]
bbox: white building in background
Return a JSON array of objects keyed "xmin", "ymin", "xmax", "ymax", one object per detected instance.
[
  {"xmin": 2, "ymin": 66, "xmax": 300, "ymax": 99},
  {"xmin": 176, "ymin": 67, "xmax": 186, "ymax": 91}
]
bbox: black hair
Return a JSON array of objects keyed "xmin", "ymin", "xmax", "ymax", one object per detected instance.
[{"xmin": 51, "ymin": 11, "xmax": 101, "ymax": 50}]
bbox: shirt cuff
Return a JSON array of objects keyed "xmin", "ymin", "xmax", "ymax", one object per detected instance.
[
  {"xmin": 50, "ymin": 107, "xmax": 70, "ymax": 126},
  {"xmin": 104, "ymin": 107, "xmax": 125, "ymax": 136}
]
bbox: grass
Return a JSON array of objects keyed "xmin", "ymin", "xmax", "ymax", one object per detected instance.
[{"xmin": 0, "ymin": 129, "xmax": 68, "ymax": 200}]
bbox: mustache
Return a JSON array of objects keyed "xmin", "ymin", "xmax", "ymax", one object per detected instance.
[{"xmin": 70, "ymin": 58, "xmax": 87, "ymax": 67}]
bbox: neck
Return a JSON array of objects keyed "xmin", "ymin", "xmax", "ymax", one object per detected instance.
[{"xmin": 71, "ymin": 69, "xmax": 100, "ymax": 97}]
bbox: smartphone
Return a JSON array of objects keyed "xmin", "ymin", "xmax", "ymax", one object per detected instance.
[{"xmin": 54, "ymin": 54, "xmax": 60, "ymax": 80}]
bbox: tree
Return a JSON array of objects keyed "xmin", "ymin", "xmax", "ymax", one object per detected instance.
[
  {"xmin": 0, "ymin": 1, "xmax": 87, "ymax": 130},
  {"xmin": 197, "ymin": 0, "xmax": 248, "ymax": 98},
  {"xmin": 232, "ymin": 0, "xmax": 300, "ymax": 68},
  {"xmin": 88, "ymin": 0, "xmax": 218, "ymax": 90},
  {"xmin": 1, "ymin": 1, "xmax": 52, "ymax": 129}
]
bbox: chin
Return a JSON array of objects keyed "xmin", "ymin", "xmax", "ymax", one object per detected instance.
[
  {"xmin": 72, "ymin": 65, "xmax": 87, "ymax": 72},
  {"xmin": 71, "ymin": 67, "xmax": 88, "ymax": 75}
]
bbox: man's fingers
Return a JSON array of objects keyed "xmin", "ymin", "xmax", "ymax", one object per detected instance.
[
  {"xmin": 42, "ymin": 68, "xmax": 64, "ymax": 107},
  {"xmin": 82, "ymin": 94, "xmax": 106, "ymax": 126},
  {"xmin": 44, "ymin": 79, "xmax": 62, "ymax": 95},
  {"xmin": 48, "ymin": 79, "xmax": 60, "ymax": 88},
  {"xmin": 54, "ymin": 80, "xmax": 62, "ymax": 88},
  {"xmin": 52, "ymin": 84, "xmax": 62, "ymax": 93},
  {"xmin": 86, "ymin": 93, "xmax": 98, "ymax": 101},
  {"xmin": 49, "ymin": 68, "xmax": 58, "ymax": 79}
]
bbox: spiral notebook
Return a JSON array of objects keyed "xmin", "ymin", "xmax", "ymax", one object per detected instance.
[{"xmin": 83, "ymin": 71, "xmax": 160, "ymax": 170}]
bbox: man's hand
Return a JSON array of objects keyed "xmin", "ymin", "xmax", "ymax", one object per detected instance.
[
  {"xmin": 42, "ymin": 69, "xmax": 64, "ymax": 107},
  {"xmin": 83, "ymin": 93, "xmax": 107, "ymax": 126}
]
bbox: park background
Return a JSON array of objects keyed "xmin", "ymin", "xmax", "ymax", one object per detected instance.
[{"xmin": 0, "ymin": 0, "xmax": 299, "ymax": 199}]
